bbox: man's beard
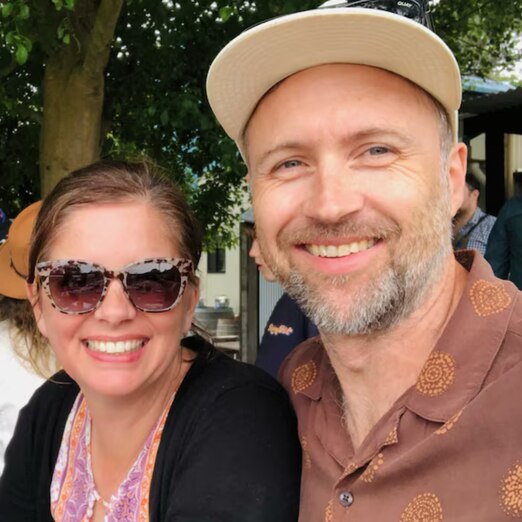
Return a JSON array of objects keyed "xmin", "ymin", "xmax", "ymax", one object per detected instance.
[{"xmin": 261, "ymin": 177, "xmax": 453, "ymax": 337}]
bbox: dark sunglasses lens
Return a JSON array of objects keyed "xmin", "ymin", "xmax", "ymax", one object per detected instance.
[
  {"xmin": 126, "ymin": 263, "xmax": 182, "ymax": 311},
  {"xmin": 48, "ymin": 264, "xmax": 104, "ymax": 312}
]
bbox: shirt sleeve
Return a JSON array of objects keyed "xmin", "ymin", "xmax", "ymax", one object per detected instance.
[
  {"xmin": 0, "ymin": 373, "xmax": 76, "ymax": 522},
  {"xmin": 0, "ymin": 401, "xmax": 38, "ymax": 520},
  {"xmin": 163, "ymin": 383, "xmax": 301, "ymax": 522}
]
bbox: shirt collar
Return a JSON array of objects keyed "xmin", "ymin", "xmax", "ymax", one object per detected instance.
[
  {"xmin": 461, "ymin": 207, "xmax": 485, "ymax": 232},
  {"xmin": 298, "ymin": 252, "xmax": 519, "ymax": 426},
  {"xmin": 406, "ymin": 250, "xmax": 519, "ymax": 422}
]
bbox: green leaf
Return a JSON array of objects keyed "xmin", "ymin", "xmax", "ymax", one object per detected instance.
[
  {"xmin": 65, "ymin": 0, "xmax": 75, "ymax": 10},
  {"xmin": 51, "ymin": 0, "xmax": 63, "ymax": 11},
  {"xmin": 160, "ymin": 109, "xmax": 169, "ymax": 125},
  {"xmin": 218, "ymin": 6, "xmax": 232, "ymax": 22},
  {"xmin": 15, "ymin": 45, "xmax": 28, "ymax": 65},
  {"xmin": 1, "ymin": 3, "xmax": 13, "ymax": 17},
  {"xmin": 19, "ymin": 4, "xmax": 30, "ymax": 19},
  {"xmin": 63, "ymin": 33, "xmax": 70, "ymax": 44}
]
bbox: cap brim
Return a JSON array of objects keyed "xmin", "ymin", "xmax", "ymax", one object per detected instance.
[
  {"xmin": 207, "ymin": 8, "xmax": 461, "ymax": 145},
  {"xmin": 0, "ymin": 242, "xmax": 27, "ymax": 299}
]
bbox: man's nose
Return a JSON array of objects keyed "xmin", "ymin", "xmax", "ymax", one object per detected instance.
[{"xmin": 303, "ymin": 158, "xmax": 364, "ymax": 223}]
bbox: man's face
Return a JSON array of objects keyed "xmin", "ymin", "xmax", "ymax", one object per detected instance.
[{"xmin": 246, "ymin": 64, "xmax": 466, "ymax": 335}]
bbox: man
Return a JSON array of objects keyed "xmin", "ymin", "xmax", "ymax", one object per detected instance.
[
  {"xmin": 207, "ymin": 1, "xmax": 522, "ymax": 520},
  {"xmin": 452, "ymin": 173, "xmax": 496, "ymax": 254},
  {"xmin": 485, "ymin": 194, "xmax": 522, "ymax": 289},
  {"xmin": 249, "ymin": 235, "xmax": 318, "ymax": 377}
]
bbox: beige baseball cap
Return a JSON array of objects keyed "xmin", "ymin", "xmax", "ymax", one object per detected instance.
[
  {"xmin": 207, "ymin": 6, "xmax": 461, "ymax": 149},
  {"xmin": 0, "ymin": 201, "xmax": 41, "ymax": 299}
]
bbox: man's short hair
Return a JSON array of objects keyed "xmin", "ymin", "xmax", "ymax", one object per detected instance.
[{"xmin": 465, "ymin": 173, "xmax": 481, "ymax": 193}]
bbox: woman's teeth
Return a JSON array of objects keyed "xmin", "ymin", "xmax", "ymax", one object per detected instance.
[
  {"xmin": 306, "ymin": 239, "xmax": 376, "ymax": 258},
  {"xmin": 85, "ymin": 339, "xmax": 145, "ymax": 354}
]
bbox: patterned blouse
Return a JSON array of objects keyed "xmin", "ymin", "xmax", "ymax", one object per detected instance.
[{"xmin": 50, "ymin": 392, "xmax": 174, "ymax": 521}]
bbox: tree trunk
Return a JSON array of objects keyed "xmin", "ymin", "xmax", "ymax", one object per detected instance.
[
  {"xmin": 40, "ymin": 56, "xmax": 103, "ymax": 194},
  {"xmin": 39, "ymin": 0, "xmax": 124, "ymax": 195}
]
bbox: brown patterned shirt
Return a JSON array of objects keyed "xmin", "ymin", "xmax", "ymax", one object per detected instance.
[{"xmin": 280, "ymin": 251, "xmax": 522, "ymax": 521}]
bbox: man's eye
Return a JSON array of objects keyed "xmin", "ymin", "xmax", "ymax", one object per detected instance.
[
  {"xmin": 280, "ymin": 159, "xmax": 302, "ymax": 169},
  {"xmin": 368, "ymin": 146, "xmax": 390, "ymax": 156}
]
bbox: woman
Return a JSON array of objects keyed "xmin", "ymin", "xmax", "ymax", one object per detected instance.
[{"xmin": 0, "ymin": 161, "xmax": 301, "ymax": 521}]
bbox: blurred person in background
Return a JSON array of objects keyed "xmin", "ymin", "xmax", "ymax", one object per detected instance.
[
  {"xmin": 485, "ymin": 193, "xmax": 522, "ymax": 289},
  {"xmin": 452, "ymin": 172, "xmax": 496, "ymax": 254},
  {"xmin": 0, "ymin": 201, "xmax": 51, "ymax": 474},
  {"xmin": 0, "ymin": 208, "xmax": 9, "ymax": 244},
  {"xmin": 250, "ymin": 235, "xmax": 318, "ymax": 378}
]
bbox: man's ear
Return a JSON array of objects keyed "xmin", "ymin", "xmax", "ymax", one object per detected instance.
[
  {"xmin": 447, "ymin": 142, "xmax": 468, "ymax": 216},
  {"xmin": 26, "ymin": 282, "xmax": 48, "ymax": 338}
]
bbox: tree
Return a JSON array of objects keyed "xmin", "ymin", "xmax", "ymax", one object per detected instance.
[
  {"xmin": 0, "ymin": 0, "xmax": 521, "ymax": 246},
  {"xmin": 0, "ymin": 0, "xmax": 316, "ymax": 247},
  {"xmin": 431, "ymin": 0, "xmax": 522, "ymax": 77}
]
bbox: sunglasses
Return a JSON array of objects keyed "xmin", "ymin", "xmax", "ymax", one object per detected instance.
[
  {"xmin": 35, "ymin": 258, "xmax": 193, "ymax": 315},
  {"xmin": 319, "ymin": 0, "xmax": 433, "ymax": 30}
]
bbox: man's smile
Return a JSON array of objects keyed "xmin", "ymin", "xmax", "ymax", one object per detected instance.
[{"xmin": 305, "ymin": 239, "xmax": 377, "ymax": 258}]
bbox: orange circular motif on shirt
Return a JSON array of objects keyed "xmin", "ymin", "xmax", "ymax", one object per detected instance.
[
  {"xmin": 416, "ymin": 351, "xmax": 456, "ymax": 397},
  {"xmin": 324, "ymin": 500, "xmax": 333, "ymax": 522},
  {"xmin": 384, "ymin": 427, "xmax": 399, "ymax": 446},
  {"xmin": 361, "ymin": 453, "xmax": 384, "ymax": 483},
  {"xmin": 291, "ymin": 361, "xmax": 317, "ymax": 394},
  {"xmin": 469, "ymin": 280, "xmax": 511, "ymax": 317},
  {"xmin": 500, "ymin": 461, "xmax": 522, "ymax": 517},
  {"xmin": 301, "ymin": 436, "xmax": 312, "ymax": 470},
  {"xmin": 344, "ymin": 462, "xmax": 358, "ymax": 476},
  {"xmin": 435, "ymin": 408, "xmax": 464, "ymax": 435},
  {"xmin": 400, "ymin": 493, "xmax": 443, "ymax": 522}
]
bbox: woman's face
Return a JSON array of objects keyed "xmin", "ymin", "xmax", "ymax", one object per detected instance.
[{"xmin": 31, "ymin": 202, "xmax": 199, "ymax": 401}]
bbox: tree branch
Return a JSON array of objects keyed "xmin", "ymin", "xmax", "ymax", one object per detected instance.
[{"xmin": 83, "ymin": 0, "xmax": 124, "ymax": 76}]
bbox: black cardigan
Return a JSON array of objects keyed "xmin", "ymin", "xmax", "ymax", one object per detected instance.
[{"xmin": 0, "ymin": 345, "xmax": 301, "ymax": 521}]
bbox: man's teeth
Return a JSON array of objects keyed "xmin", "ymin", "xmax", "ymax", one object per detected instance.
[
  {"xmin": 85, "ymin": 340, "xmax": 145, "ymax": 354},
  {"xmin": 306, "ymin": 239, "xmax": 376, "ymax": 258}
]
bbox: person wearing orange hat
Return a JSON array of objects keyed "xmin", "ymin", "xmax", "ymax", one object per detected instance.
[
  {"xmin": 0, "ymin": 201, "xmax": 50, "ymax": 474},
  {"xmin": 0, "ymin": 201, "xmax": 42, "ymax": 298}
]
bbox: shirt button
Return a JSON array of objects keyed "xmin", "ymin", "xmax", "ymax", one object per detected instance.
[{"xmin": 339, "ymin": 491, "xmax": 354, "ymax": 507}]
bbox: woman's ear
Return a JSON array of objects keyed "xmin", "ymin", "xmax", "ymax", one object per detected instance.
[
  {"xmin": 26, "ymin": 282, "xmax": 48, "ymax": 338},
  {"xmin": 183, "ymin": 283, "xmax": 200, "ymax": 336}
]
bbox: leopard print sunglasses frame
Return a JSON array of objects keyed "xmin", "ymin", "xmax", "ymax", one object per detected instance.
[{"xmin": 34, "ymin": 257, "xmax": 194, "ymax": 315}]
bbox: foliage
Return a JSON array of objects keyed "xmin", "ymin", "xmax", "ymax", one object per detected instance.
[
  {"xmin": 0, "ymin": 0, "xmax": 521, "ymax": 247},
  {"xmin": 431, "ymin": 0, "xmax": 522, "ymax": 76}
]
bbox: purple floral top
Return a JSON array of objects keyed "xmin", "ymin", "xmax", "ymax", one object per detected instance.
[{"xmin": 51, "ymin": 392, "xmax": 174, "ymax": 521}]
